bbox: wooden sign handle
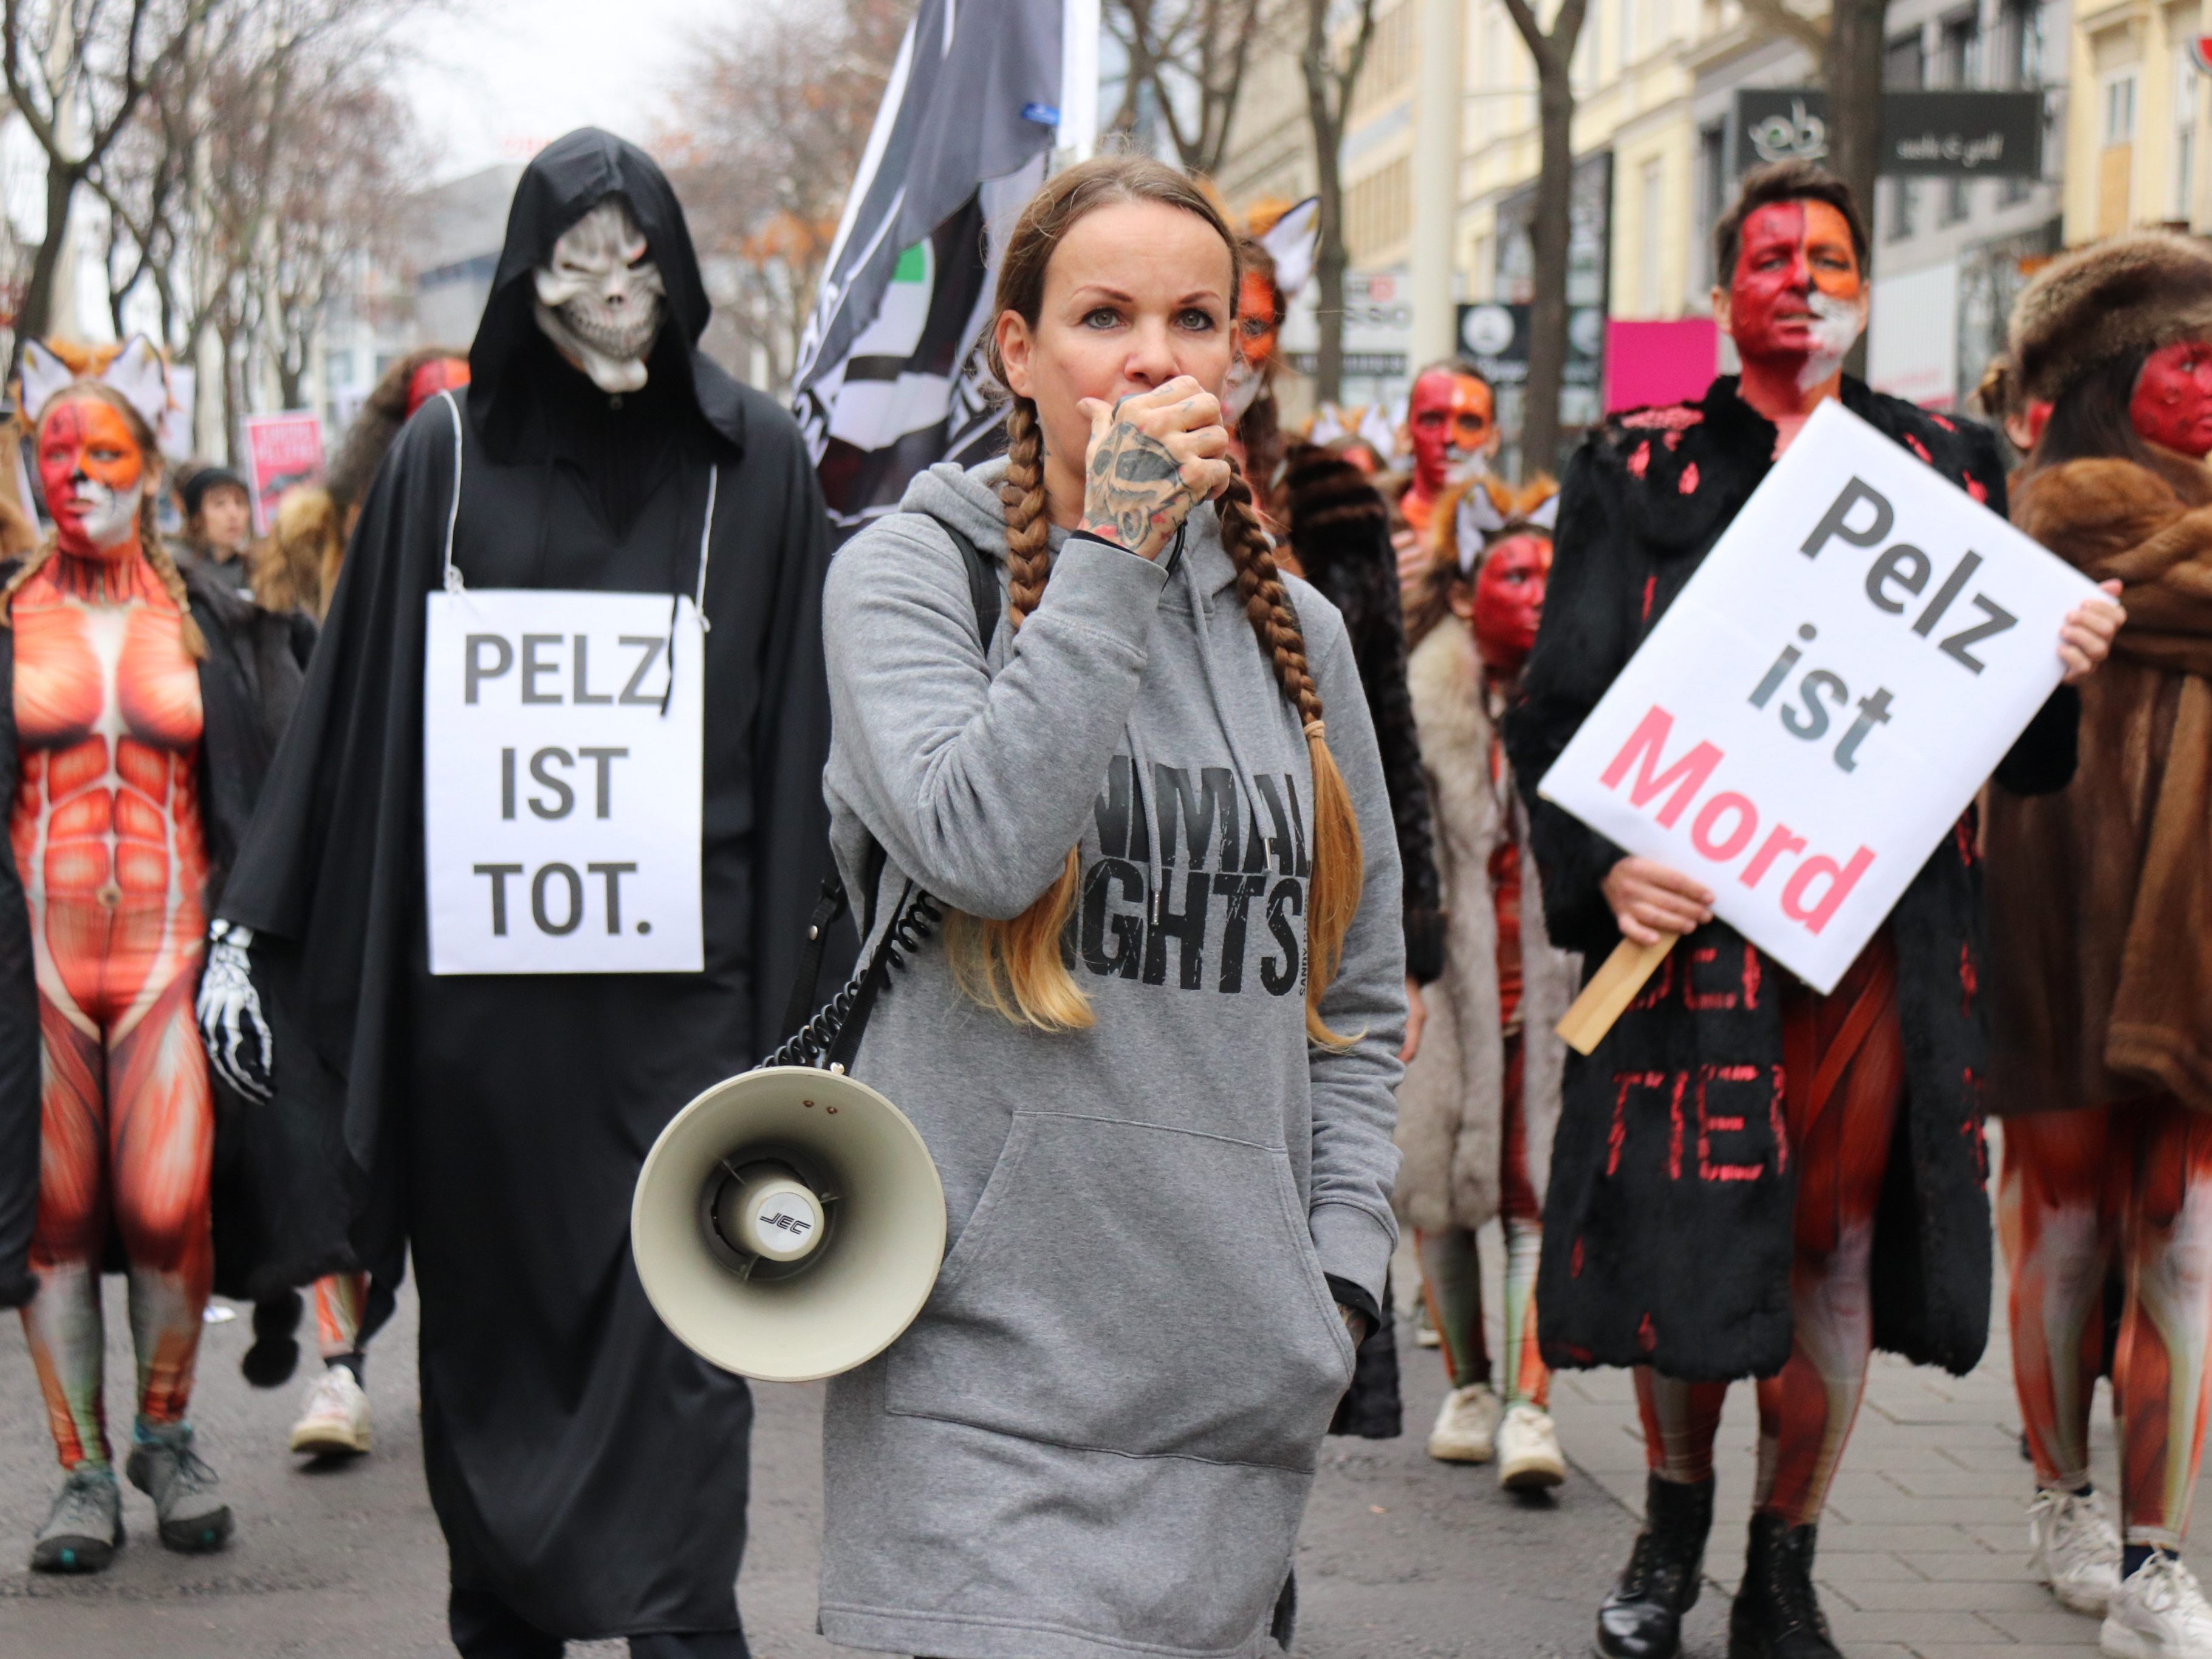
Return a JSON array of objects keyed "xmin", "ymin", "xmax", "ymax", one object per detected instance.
[{"xmin": 1555, "ymin": 936, "xmax": 1678, "ymax": 1056}]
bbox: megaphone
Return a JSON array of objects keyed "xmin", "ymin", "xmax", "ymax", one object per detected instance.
[{"xmin": 631, "ymin": 1066, "xmax": 946, "ymax": 1383}]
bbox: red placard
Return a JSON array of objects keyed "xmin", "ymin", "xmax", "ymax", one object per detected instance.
[{"xmin": 242, "ymin": 411, "xmax": 324, "ymax": 536}]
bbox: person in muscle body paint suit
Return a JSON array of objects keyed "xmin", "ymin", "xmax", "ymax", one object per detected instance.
[
  {"xmin": 1502, "ymin": 161, "xmax": 2124, "ymax": 1659},
  {"xmin": 1390, "ymin": 363, "xmax": 1499, "ymax": 603},
  {"xmin": 1984, "ymin": 231, "xmax": 2212, "ymax": 1659},
  {"xmin": 3, "ymin": 370, "xmax": 308, "ymax": 1574},
  {"xmin": 1397, "ymin": 487, "xmax": 1580, "ymax": 1483}
]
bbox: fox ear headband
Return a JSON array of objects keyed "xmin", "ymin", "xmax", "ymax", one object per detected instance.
[
  {"xmin": 21, "ymin": 336, "xmax": 173, "ymax": 442},
  {"xmin": 1454, "ymin": 485, "xmax": 1560, "ymax": 573}
]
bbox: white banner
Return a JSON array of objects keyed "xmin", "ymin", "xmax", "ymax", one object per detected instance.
[
  {"xmin": 423, "ymin": 589, "xmax": 705, "ymax": 976},
  {"xmin": 1538, "ymin": 400, "xmax": 2098, "ymax": 993}
]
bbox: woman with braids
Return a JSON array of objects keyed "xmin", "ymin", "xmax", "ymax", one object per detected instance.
[
  {"xmin": 816, "ymin": 154, "xmax": 1406, "ymax": 1658},
  {"xmin": 0, "ymin": 373, "xmax": 305, "ymax": 1573}
]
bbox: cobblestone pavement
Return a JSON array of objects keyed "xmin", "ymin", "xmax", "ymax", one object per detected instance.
[{"xmin": 0, "ymin": 1191, "xmax": 2185, "ymax": 1657}]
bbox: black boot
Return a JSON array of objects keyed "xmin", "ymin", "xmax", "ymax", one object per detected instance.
[
  {"xmin": 1727, "ymin": 1510, "xmax": 1841, "ymax": 1659},
  {"xmin": 1595, "ymin": 1474, "xmax": 1715, "ymax": 1659},
  {"xmin": 241, "ymin": 1289, "xmax": 302, "ymax": 1389}
]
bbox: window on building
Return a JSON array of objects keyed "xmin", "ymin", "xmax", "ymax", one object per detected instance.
[
  {"xmin": 1640, "ymin": 158, "xmax": 1664, "ymax": 313},
  {"xmin": 2105, "ymin": 73, "xmax": 2137, "ymax": 145},
  {"xmin": 1696, "ymin": 121, "xmax": 1727, "ymax": 288},
  {"xmin": 1345, "ymin": 156, "xmax": 1414, "ymax": 264},
  {"xmin": 2177, "ymin": 52, "xmax": 2198, "ymax": 221},
  {"xmin": 1886, "ymin": 32, "xmax": 1925, "ymax": 89},
  {"xmin": 1886, "ymin": 177, "xmax": 1920, "ymax": 242},
  {"xmin": 1996, "ymin": 0, "xmax": 2042, "ymax": 84},
  {"xmin": 1940, "ymin": 12, "xmax": 1980, "ymax": 86}
]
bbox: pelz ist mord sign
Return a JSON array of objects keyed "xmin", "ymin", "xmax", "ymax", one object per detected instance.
[{"xmin": 1538, "ymin": 399, "xmax": 2098, "ymax": 994}]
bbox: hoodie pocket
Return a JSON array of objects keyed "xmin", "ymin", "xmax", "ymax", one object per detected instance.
[{"xmin": 884, "ymin": 1112, "xmax": 1355, "ymax": 1471}]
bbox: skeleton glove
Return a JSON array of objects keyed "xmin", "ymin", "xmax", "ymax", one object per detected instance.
[{"xmin": 197, "ymin": 920, "xmax": 274, "ymax": 1101}]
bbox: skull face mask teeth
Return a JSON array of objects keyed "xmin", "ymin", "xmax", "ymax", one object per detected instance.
[{"xmin": 532, "ymin": 197, "xmax": 668, "ymax": 394}]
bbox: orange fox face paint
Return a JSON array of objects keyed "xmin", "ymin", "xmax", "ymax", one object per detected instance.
[{"xmin": 38, "ymin": 398, "xmax": 147, "ymax": 556}]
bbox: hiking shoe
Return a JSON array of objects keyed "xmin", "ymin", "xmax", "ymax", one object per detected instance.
[
  {"xmin": 30, "ymin": 1463, "xmax": 121, "ymax": 1573},
  {"xmin": 2029, "ymin": 1487, "xmax": 2121, "ymax": 1615},
  {"xmin": 2104, "ymin": 1552, "xmax": 2212, "ymax": 1659},
  {"xmin": 1427, "ymin": 1381, "xmax": 1501, "ymax": 1463},
  {"xmin": 126, "ymin": 1423, "xmax": 233, "ymax": 1553},
  {"xmin": 290, "ymin": 1364, "xmax": 372, "ymax": 1457},
  {"xmin": 1498, "ymin": 1400, "xmax": 1567, "ymax": 1491}
]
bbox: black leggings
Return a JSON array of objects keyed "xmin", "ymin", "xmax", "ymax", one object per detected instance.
[{"xmin": 449, "ymin": 1587, "xmax": 750, "ymax": 1659}]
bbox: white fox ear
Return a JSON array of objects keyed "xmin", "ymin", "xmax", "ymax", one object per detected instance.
[
  {"xmin": 103, "ymin": 337, "xmax": 171, "ymax": 442},
  {"xmin": 19, "ymin": 341, "xmax": 72, "ymax": 426},
  {"xmin": 1527, "ymin": 493, "xmax": 1561, "ymax": 531}
]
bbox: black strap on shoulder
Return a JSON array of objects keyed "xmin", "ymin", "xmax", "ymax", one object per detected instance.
[{"xmin": 772, "ymin": 513, "xmax": 998, "ymax": 1050}]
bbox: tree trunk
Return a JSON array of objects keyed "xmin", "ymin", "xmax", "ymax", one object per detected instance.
[
  {"xmin": 1303, "ymin": 24, "xmax": 1348, "ymax": 405},
  {"xmin": 12, "ymin": 163, "xmax": 81, "ymax": 384},
  {"xmin": 1313, "ymin": 132, "xmax": 1347, "ymax": 403},
  {"xmin": 219, "ymin": 322, "xmax": 240, "ymax": 468},
  {"xmin": 1521, "ymin": 53, "xmax": 1574, "ymax": 477},
  {"xmin": 1824, "ymin": 0, "xmax": 1885, "ymax": 378}
]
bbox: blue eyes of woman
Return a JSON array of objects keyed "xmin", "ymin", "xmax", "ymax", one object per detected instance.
[{"xmin": 1080, "ymin": 307, "xmax": 1220, "ymax": 332}]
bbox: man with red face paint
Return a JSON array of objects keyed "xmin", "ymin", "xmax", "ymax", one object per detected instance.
[
  {"xmin": 1985, "ymin": 230, "xmax": 2212, "ymax": 1657},
  {"xmin": 1503, "ymin": 163, "xmax": 2123, "ymax": 1659},
  {"xmin": 1397, "ymin": 491, "xmax": 1581, "ymax": 1486},
  {"xmin": 1392, "ymin": 362, "xmax": 1500, "ymax": 597},
  {"xmin": 0, "ymin": 368, "xmax": 308, "ymax": 1575}
]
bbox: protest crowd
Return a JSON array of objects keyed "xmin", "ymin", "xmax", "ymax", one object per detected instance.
[{"xmin": 16, "ymin": 8, "xmax": 2212, "ymax": 1655}]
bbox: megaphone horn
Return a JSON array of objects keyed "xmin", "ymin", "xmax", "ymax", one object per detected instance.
[{"xmin": 631, "ymin": 1066, "xmax": 946, "ymax": 1383}]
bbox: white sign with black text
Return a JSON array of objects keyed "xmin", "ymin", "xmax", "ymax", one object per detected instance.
[
  {"xmin": 1538, "ymin": 399, "xmax": 2098, "ymax": 994},
  {"xmin": 423, "ymin": 588, "xmax": 705, "ymax": 976}
]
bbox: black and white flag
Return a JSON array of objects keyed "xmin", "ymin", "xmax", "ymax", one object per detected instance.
[{"xmin": 792, "ymin": 0, "xmax": 1070, "ymax": 535}]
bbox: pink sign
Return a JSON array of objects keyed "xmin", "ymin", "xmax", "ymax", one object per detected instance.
[
  {"xmin": 1604, "ymin": 319, "xmax": 1720, "ymax": 414},
  {"xmin": 242, "ymin": 411, "xmax": 324, "ymax": 536}
]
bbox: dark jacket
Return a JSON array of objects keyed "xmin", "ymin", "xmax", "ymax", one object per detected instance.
[
  {"xmin": 0, "ymin": 563, "xmax": 310, "ymax": 1307},
  {"xmin": 1287, "ymin": 446, "xmax": 1443, "ymax": 984},
  {"xmin": 1502, "ymin": 375, "xmax": 2079, "ymax": 1381}
]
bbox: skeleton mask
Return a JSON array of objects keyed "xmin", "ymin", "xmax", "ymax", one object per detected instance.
[{"xmin": 532, "ymin": 198, "xmax": 666, "ymax": 394}]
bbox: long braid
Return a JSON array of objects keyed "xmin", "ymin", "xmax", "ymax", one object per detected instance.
[
  {"xmin": 0, "ymin": 540, "xmax": 57, "ymax": 622},
  {"xmin": 1217, "ymin": 461, "xmax": 1363, "ymax": 1047},
  {"xmin": 944, "ymin": 392, "xmax": 1092, "ymax": 1031},
  {"xmin": 140, "ymin": 520, "xmax": 207, "ymax": 659},
  {"xmin": 1000, "ymin": 399, "xmax": 1052, "ymax": 629}
]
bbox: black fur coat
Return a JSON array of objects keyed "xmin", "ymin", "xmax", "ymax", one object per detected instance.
[
  {"xmin": 1502, "ymin": 375, "xmax": 2080, "ymax": 1381},
  {"xmin": 1288, "ymin": 446, "xmax": 1444, "ymax": 983}
]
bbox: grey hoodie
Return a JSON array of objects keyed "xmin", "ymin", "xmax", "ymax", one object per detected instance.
[{"xmin": 815, "ymin": 458, "xmax": 1405, "ymax": 1659}]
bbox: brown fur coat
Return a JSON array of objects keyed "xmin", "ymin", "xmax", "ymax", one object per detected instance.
[
  {"xmin": 1988, "ymin": 445, "xmax": 2212, "ymax": 1113},
  {"xmin": 1393, "ymin": 614, "xmax": 1580, "ymax": 1231}
]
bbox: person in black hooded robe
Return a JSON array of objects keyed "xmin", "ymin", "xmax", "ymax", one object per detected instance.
[{"xmin": 196, "ymin": 129, "xmax": 836, "ymax": 1657}]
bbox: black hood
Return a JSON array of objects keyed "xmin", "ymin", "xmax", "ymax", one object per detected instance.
[{"xmin": 468, "ymin": 128, "xmax": 744, "ymax": 459}]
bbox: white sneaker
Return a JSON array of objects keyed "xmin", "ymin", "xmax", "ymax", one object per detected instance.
[
  {"xmin": 1412, "ymin": 1303, "xmax": 1440, "ymax": 1349},
  {"xmin": 1426, "ymin": 1382, "xmax": 1501, "ymax": 1463},
  {"xmin": 289, "ymin": 1365, "xmax": 371, "ymax": 1457},
  {"xmin": 1496, "ymin": 1400, "xmax": 1566, "ymax": 1491},
  {"xmin": 2103, "ymin": 1552, "xmax": 2212, "ymax": 1659},
  {"xmin": 2029, "ymin": 1487, "xmax": 2121, "ymax": 1614}
]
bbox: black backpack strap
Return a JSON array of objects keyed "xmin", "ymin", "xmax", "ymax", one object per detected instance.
[{"xmin": 772, "ymin": 514, "xmax": 998, "ymax": 1052}]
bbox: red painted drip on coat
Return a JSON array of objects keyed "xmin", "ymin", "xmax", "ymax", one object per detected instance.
[
  {"xmin": 1959, "ymin": 940, "xmax": 1979, "ymax": 1019},
  {"xmin": 1628, "ymin": 440, "xmax": 1651, "ymax": 479},
  {"xmin": 1697, "ymin": 1064, "xmax": 1766, "ymax": 1180},
  {"xmin": 1965, "ymin": 475, "xmax": 1988, "ymax": 504},
  {"xmin": 1640, "ymin": 574, "xmax": 1658, "ymax": 624},
  {"xmin": 1572, "ymin": 1237, "xmax": 1585, "ymax": 1278},
  {"xmin": 1768, "ymin": 1064, "xmax": 1789, "ymax": 1174},
  {"xmin": 1679, "ymin": 462, "xmax": 1700, "ymax": 494},
  {"xmin": 1742, "ymin": 944, "xmax": 1763, "ymax": 1011},
  {"xmin": 1686, "ymin": 945, "xmax": 1738, "ymax": 1011},
  {"xmin": 1668, "ymin": 1072, "xmax": 1688, "ymax": 1180},
  {"xmin": 1637, "ymin": 1312, "xmax": 1657, "ymax": 1353},
  {"xmin": 1609, "ymin": 1070, "xmax": 1666, "ymax": 1175},
  {"xmin": 1930, "ymin": 412, "xmax": 1956, "ymax": 431},
  {"xmin": 1664, "ymin": 429, "xmax": 1685, "ymax": 450},
  {"xmin": 1905, "ymin": 433, "xmax": 1933, "ymax": 463}
]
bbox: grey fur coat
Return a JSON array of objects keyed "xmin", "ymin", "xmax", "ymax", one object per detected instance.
[{"xmin": 1394, "ymin": 615, "xmax": 1580, "ymax": 1234}]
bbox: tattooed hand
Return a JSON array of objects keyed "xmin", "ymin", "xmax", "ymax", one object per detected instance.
[{"xmin": 1075, "ymin": 377, "xmax": 1232, "ymax": 561}]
